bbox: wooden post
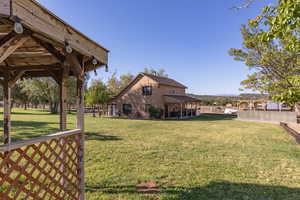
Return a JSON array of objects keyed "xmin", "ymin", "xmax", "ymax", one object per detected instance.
[
  {"xmin": 180, "ymin": 103, "xmax": 183, "ymax": 119},
  {"xmin": 59, "ymin": 66, "xmax": 69, "ymax": 131},
  {"xmin": 77, "ymin": 78, "xmax": 85, "ymax": 130},
  {"xmin": 77, "ymin": 77, "xmax": 85, "ymax": 200},
  {"xmin": 3, "ymin": 71, "xmax": 11, "ymax": 145},
  {"xmin": 58, "ymin": 66, "xmax": 69, "ymax": 187}
]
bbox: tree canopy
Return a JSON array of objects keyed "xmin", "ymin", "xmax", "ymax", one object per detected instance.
[
  {"xmin": 106, "ymin": 72, "xmax": 134, "ymax": 96},
  {"xmin": 230, "ymin": 0, "xmax": 300, "ymax": 109},
  {"xmin": 144, "ymin": 67, "xmax": 168, "ymax": 77},
  {"xmin": 248, "ymin": 0, "xmax": 300, "ymax": 52},
  {"xmin": 86, "ymin": 79, "xmax": 110, "ymax": 106}
]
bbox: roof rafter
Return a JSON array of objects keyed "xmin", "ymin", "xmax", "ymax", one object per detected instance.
[
  {"xmin": 31, "ymin": 35, "xmax": 65, "ymax": 63},
  {"xmin": 0, "ymin": 32, "xmax": 30, "ymax": 64}
]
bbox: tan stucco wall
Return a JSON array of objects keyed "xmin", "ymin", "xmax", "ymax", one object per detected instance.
[
  {"xmin": 159, "ymin": 85, "xmax": 186, "ymax": 96},
  {"xmin": 112, "ymin": 76, "xmax": 186, "ymax": 118}
]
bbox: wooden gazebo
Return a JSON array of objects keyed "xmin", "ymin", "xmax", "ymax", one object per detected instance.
[{"xmin": 0, "ymin": 0, "xmax": 108, "ymax": 199}]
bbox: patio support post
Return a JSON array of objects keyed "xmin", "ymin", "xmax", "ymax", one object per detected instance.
[
  {"xmin": 77, "ymin": 73, "xmax": 85, "ymax": 200},
  {"xmin": 3, "ymin": 71, "xmax": 11, "ymax": 145},
  {"xmin": 58, "ymin": 64, "xmax": 69, "ymax": 186},
  {"xmin": 59, "ymin": 65, "xmax": 69, "ymax": 131},
  {"xmin": 180, "ymin": 103, "xmax": 183, "ymax": 119}
]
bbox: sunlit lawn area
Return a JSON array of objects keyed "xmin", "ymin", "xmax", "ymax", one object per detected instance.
[{"xmin": 2, "ymin": 109, "xmax": 300, "ymax": 199}]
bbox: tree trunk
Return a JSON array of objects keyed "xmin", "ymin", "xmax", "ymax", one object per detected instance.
[
  {"xmin": 98, "ymin": 106, "xmax": 101, "ymax": 117},
  {"xmin": 49, "ymin": 102, "xmax": 58, "ymax": 114},
  {"xmin": 92, "ymin": 105, "xmax": 96, "ymax": 117}
]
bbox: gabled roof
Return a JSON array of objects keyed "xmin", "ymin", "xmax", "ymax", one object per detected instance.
[
  {"xmin": 141, "ymin": 73, "xmax": 187, "ymax": 89},
  {"xmin": 111, "ymin": 73, "xmax": 187, "ymax": 101}
]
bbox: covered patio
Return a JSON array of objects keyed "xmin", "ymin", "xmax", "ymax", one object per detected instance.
[
  {"xmin": 0, "ymin": 0, "xmax": 108, "ymax": 199},
  {"xmin": 164, "ymin": 95, "xmax": 200, "ymax": 119}
]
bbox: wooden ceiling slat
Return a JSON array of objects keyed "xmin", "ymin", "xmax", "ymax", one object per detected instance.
[
  {"xmin": 0, "ymin": 34, "xmax": 30, "ymax": 64},
  {"xmin": 0, "ymin": 24, "xmax": 12, "ymax": 35},
  {"xmin": 31, "ymin": 35, "xmax": 65, "ymax": 63},
  {"xmin": 0, "ymin": 64, "xmax": 61, "ymax": 71},
  {"xmin": 6, "ymin": 56, "xmax": 58, "ymax": 66},
  {"xmin": 14, "ymin": 46, "xmax": 46, "ymax": 53},
  {"xmin": 10, "ymin": 53, "xmax": 53, "ymax": 58}
]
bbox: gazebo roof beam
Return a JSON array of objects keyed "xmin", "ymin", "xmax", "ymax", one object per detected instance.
[
  {"xmin": 0, "ymin": 64, "xmax": 61, "ymax": 71},
  {"xmin": 66, "ymin": 54, "xmax": 84, "ymax": 79},
  {"xmin": 0, "ymin": 31, "xmax": 17, "ymax": 47},
  {"xmin": 8, "ymin": 70, "xmax": 25, "ymax": 87},
  {"xmin": 31, "ymin": 35, "xmax": 65, "ymax": 63},
  {"xmin": 0, "ymin": 32, "xmax": 31, "ymax": 64}
]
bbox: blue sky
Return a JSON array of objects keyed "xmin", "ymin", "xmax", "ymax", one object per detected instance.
[{"xmin": 37, "ymin": 0, "xmax": 269, "ymax": 95}]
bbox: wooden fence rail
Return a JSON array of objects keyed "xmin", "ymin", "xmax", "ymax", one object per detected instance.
[{"xmin": 0, "ymin": 129, "xmax": 83, "ymax": 200}]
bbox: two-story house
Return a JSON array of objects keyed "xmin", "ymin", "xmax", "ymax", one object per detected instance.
[{"xmin": 107, "ymin": 73, "xmax": 200, "ymax": 119}]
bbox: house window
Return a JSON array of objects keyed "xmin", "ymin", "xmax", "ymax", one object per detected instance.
[
  {"xmin": 123, "ymin": 104, "xmax": 132, "ymax": 115},
  {"xmin": 142, "ymin": 86, "xmax": 152, "ymax": 96}
]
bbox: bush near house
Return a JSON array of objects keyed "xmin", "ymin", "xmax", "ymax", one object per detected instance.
[{"xmin": 149, "ymin": 106, "xmax": 163, "ymax": 119}]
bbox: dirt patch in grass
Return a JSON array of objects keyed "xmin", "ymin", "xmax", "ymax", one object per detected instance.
[{"xmin": 136, "ymin": 181, "xmax": 161, "ymax": 196}]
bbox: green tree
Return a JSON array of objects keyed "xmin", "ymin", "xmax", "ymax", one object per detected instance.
[
  {"xmin": 231, "ymin": 0, "xmax": 300, "ymax": 112},
  {"xmin": 248, "ymin": 0, "xmax": 300, "ymax": 52},
  {"xmin": 21, "ymin": 78, "xmax": 60, "ymax": 113},
  {"xmin": 66, "ymin": 77, "xmax": 77, "ymax": 112},
  {"xmin": 107, "ymin": 72, "xmax": 134, "ymax": 96},
  {"xmin": 107, "ymin": 72, "xmax": 120, "ymax": 96},
  {"xmin": 119, "ymin": 73, "xmax": 134, "ymax": 89},
  {"xmin": 11, "ymin": 82, "xmax": 30, "ymax": 109},
  {"xmin": 229, "ymin": 24, "xmax": 300, "ymax": 111},
  {"xmin": 86, "ymin": 79, "xmax": 110, "ymax": 117},
  {"xmin": 144, "ymin": 67, "xmax": 168, "ymax": 77}
]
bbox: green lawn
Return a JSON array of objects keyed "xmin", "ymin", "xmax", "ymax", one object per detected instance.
[{"xmin": 2, "ymin": 109, "xmax": 300, "ymax": 199}]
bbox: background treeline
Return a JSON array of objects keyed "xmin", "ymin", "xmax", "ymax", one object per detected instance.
[{"xmin": 189, "ymin": 93, "xmax": 269, "ymax": 106}]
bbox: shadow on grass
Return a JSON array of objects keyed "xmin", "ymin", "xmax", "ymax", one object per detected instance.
[
  {"xmin": 0, "ymin": 111, "xmax": 53, "ymax": 116},
  {"xmin": 86, "ymin": 180, "xmax": 300, "ymax": 199},
  {"xmin": 180, "ymin": 114, "xmax": 237, "ymax": 122},
  {"xmin": 85, "ymin": 132, "xmax": 122, "ymax": 141},
  {"xmin": 107, "ymin": 114, "xmax": 237, "ymax": 122},
  {"xmin": 0, "ymin": 120, "xmax": 60, "ymax": 142}
]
